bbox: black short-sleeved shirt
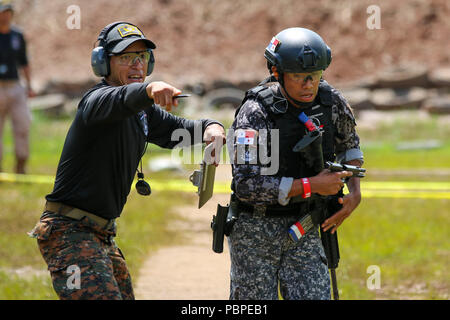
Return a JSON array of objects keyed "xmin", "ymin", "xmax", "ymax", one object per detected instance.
[
  {"xmin": 46, "ymin": 80, "xmax": 222, "ymax": 219},
  {"xmin": 0, "ymin": 26, "xmax": 28, "ymax": 80}
]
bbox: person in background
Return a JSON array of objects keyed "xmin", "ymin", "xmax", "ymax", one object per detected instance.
[{"xmin": 0, "ymin": 0, "xmax": 35, "ymax": 174}]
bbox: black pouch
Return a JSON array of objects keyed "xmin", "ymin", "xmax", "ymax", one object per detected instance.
[{"xmin": 211, "ymin": 204, "xmax": 229, "ymax": 253}]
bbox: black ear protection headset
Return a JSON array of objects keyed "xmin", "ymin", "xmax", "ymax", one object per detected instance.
[{"xmin": 91, "ymin": 21, "xmax": 155, "ymax": 77}]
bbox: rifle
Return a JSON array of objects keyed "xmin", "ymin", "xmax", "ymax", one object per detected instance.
[
  {"xmin": 321, "ymin": 191, "xmax": 342, "ymax": 300},
  {"xmin": 291, "ymin": 112, "xmax": 365, "ymax": 300},
  {"xmin": 321, "ymin": 162, "xmax": 365, "ymax": 300}
]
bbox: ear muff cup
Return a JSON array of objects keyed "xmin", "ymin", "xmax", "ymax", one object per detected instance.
[
  {"xmin": 91, "ymin": 21, "xmax": 130, "ymax": 77},
  {"xmin": 91, "ymin": 46, "xmax": 110, "ymax": 77}
]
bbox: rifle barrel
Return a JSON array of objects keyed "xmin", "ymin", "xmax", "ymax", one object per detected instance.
[{"xmin": 330, "ymin": 268, "xmax": 339, "ymax": 300}]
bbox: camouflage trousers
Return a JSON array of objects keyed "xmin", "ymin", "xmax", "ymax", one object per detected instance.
[
  {"xmin": 228, "ymin": 211, "xmax": 331, "ymax": 300},
  {"xmin": 28, "ymin": 212, "xmax": 134, "ymax": 300}
]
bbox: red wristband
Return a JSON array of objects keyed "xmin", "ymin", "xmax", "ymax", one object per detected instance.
[{"xmin": 301, "ymin": 178, "xmax": 311, "ymax": 198}]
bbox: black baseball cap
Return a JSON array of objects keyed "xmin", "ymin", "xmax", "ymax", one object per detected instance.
[
  {"xmin": 0, "ymin": 0, "xmax": 13, "ymax": 12},
  {"xmin": 105, "ymin": 23, "xmax": 156, "ymax": 54}
]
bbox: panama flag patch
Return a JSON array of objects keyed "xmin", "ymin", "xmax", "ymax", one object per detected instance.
[
  {"xmin": 268, "ymin": 37, "xmax": 280, "ymax": 52},
  {"xmin": 237, "ymin": 130, "xmax": 256, "ymax": 145}
]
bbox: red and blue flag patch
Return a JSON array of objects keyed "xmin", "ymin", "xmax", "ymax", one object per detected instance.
[
  {"xmin": 237, "ymin": 130, "xmax": 256, "ymax": 145},
  {"xmin": 267, "ymin": 37, "xmax": 281, "ymax": 52}
]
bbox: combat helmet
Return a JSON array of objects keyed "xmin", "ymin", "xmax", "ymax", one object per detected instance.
[{"xmin": 264, "ymin": 27, "xmax": 332, "ymax": 73}]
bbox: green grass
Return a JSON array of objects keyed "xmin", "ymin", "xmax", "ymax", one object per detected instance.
[
  {"xmin": 0, "ymin": 181, "xmax": 195, "ymax": 299},
  {"xmin": 357, "ymin": 113, "xmax": 450, "ymax": 170},
  {"xmin": 338, "ymin": 198, "xmax": 449, "ymax": 299},
  {"xmin": 338, "ymin": 112, "xmax": 450, "ymax": 299},
  {"xmin": 0, "ymin": 182, "xmax": 61, "ymax": 300},
  {"xmin": 1, "ymin": 112, "xmax": 70, "ymax": 175},
  {"xmin": 361, "ymin": 142, "xmax": 450, "ymax": 170},
  {"xmin": 0, "ymin": 111, "xmax": 194, "ymax": 299},
  {"xmin": 113, "ymin": 190, "xmax": 195, "ymax": 278},
  {"xmin": 0, "ymin": 271, "xmax": 57, "ymax": 300},
  {"xmin": 0, "ymin": 109, "xmax": 448, "ymax": 299}
]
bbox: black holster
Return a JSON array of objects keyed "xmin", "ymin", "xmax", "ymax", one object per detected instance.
[{"xmin": 211, "ymin": 194, "xmax": 239, "ymax": 253}]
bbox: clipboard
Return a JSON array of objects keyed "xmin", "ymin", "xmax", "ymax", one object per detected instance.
[{"xmin": 189, "ymin": 143, "xmax": 217, "ymax": 208}]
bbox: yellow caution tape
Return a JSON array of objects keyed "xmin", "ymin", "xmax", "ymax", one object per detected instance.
[
  {"xmin": 0, "ymin": 172, "xmax": 54, "ymax": 184},
  {"xmin": 361, "ymin": 190, "xmax": 450, "ymax": 200},
  {"xmin": 1, "ymin": 172, "xmax": 449, "ymax": 199},
  {"xmin": 361, "ymin": 181, "xmax": 450, "ymax": 191}
]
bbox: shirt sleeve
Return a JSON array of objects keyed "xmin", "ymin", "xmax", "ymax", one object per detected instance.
[
  {"xmin": 331, "ymin": 88, "xmax": 364, "ymax": 164},
  {"xmin": 146, "ymin": 104, "xmax": 223, "ymax": 149},
  {"xmin": 17, "ymin": 33, "xmax": 28, "ymax": 66},
  {"xmin": 231, "ymin": 99, "xmax": 283, "ymax": 206},
  {"xmin": 80, "ymin": 83, "xmax": 153, "ymax": 125}
]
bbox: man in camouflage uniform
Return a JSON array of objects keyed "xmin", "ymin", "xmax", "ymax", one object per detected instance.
[
  {"xmin": 228, "ymin": 28, "xmax": 363, "ymax": 300},
  {"xmin": 28, "ymin": 22, "xmax": 225, "ymax": 300}
]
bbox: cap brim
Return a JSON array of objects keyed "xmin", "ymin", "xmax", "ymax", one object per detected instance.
[{"xmin": 109, "ymin": 37, "xmax": 156, "ymax": 54}]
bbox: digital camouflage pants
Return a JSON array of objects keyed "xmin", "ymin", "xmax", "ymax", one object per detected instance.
[
  {"xmin": 28, "ymin": 212, "xmax": 134, "ymax": 300},
  {"xmin": 228, "ymin": 211, "xmax": 331, "ymax": 300}
]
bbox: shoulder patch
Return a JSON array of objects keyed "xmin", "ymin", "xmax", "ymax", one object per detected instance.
[
  {"xmin": 331, "ymin": 87, "xmax": 356, "ymax": 123},
  {"xmin": 235, "ymin": 129, "xmax": 258, "ymax": 146}
]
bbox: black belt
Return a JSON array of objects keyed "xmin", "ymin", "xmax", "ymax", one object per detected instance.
[{"xmin": 236, "ymin": 199, "xmax": 310, "ymax": 217}]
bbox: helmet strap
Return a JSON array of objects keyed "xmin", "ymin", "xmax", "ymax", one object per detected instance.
[{"xmin": 277, "ymin": 71, "xmax": 315, "ymax": 108}]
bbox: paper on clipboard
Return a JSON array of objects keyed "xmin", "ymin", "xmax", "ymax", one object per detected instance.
[{"xmin": 189, "ymin": 143, "xmax": 218, "ymax": 208}]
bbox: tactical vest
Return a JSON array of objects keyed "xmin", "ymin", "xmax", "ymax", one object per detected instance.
[{"xmin": 237, "ymin": 79, "xmax": 337, "ymax": 179}]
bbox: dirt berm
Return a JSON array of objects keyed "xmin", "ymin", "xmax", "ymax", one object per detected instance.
[{"xmin": 11, "ymin": 0, "xmax": 450, "ymax": 90}]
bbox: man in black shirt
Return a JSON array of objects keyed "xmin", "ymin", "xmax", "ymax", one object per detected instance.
[
  {"xmin": 0, "ymin": 1, "xmax": 34, "ymax": 174},
  {"xmin": 29, "ymin": 21, "xmax": 225, "ymax": 300}
]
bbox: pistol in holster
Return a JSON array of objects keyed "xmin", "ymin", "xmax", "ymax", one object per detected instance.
[{"xmin": 211, "ymin": 193, "xmax": 239, "ymax": 253}]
